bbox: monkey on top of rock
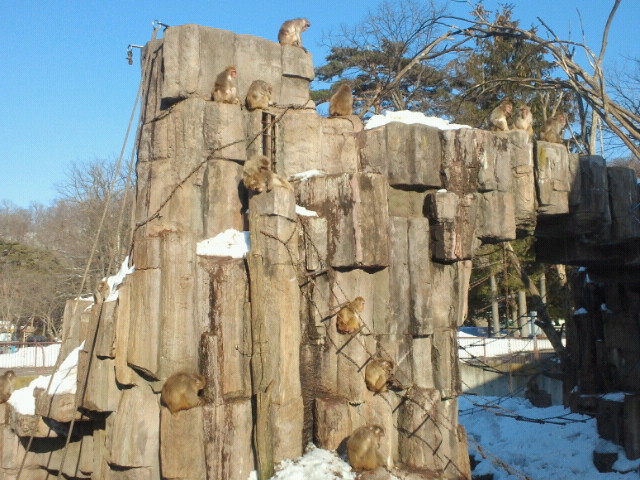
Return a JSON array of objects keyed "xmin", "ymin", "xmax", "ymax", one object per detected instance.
[
  {"xmin": 278, "ymin": 18, "xmax": 310, "ymax": 50},
  {"xmin": 212, "ymin": 65, "xmax": 239, "ymax": 104},
  {"xmin": 488, "ymin": 99, "xmax": 513, "ymax": 131}
]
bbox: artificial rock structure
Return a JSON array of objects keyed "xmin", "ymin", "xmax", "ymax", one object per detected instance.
[{"xmin": 2, "ymin": 23, "xmax": 638, "ymax": 479}]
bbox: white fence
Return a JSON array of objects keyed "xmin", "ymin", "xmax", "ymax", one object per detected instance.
[{"xmin": 0, "ymin": 342, "xmax": 61, "ymax": 371}]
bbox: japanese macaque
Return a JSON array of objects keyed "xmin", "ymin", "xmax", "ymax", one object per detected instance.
[
  {"xmin": 161, "ymin": 372, "xmax": 206, "ymax": 414},
  {"xmin": 245, "ymin": 80, "xmax": 273, "ymax": 111},
  {"xmin": 488, "ymin": 99, "xmax": 513, "ymax": 131},
  {"xmin": 93, "ymin": 278, "xmax": 110, "ymax": 304},
  {"xmin": 0, "ymin": 370, "xmax": 16, "ymax": 403},
  {"xmin": 539, "ymin": 112, "xmax": 566, "ymax": 144},
  {"xmin": 242, "ymin": 155, "xmax": 293, "ymax": 193},
  {"xmin": 365, "ymin": 359, "xmax": 395, "ymax": 393},
  {"xmin": 336, "ymin": 296, "xmax": 365, "ymax": 334},
  {"xmin": 212, "ymin": 65, "xmax": 239, "ymax": 104},
  {"xmin": 513, "ymin": 105, "xmax": 534, "ymax": 138},
  {"xmin": 347, "ymin": 424, "xmax": 386, "ymax": 471},
  {"xmin": 278, "ymin": 18, "xmax": 310, "ymax": 50},
  {"xmin": 329, "ymin": 83, "xmax": 353, "ymax": 117}
]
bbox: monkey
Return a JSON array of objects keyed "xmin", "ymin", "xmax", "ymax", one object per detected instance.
[
  {"xmin": 245, "ymin": 80, "xmax": 273, "ymax": 111},
  {"xmin": 513, "ymin": 105, "xmax": 534, "ymax": 139},
  {"xmin": 0, "ymin": 370, "xmax": 16, "ymax": 404},
  {"xmin": 212, "ymin": 65, "xmax": 239, "ymax": 104},
  {"xmin": 160, "ymin": 372, "xmax": 206, "ymax": 414},
  {"xmin": 242, "ymin": 155, "xmax": 293, "ymax": 193},
  {"xmin": 488, "ymin": 99, "xmax": 513, "ymax": 132},
  {"xmin": 278, "ymin": 18, "xmax": 310, "ymax": 50},
  {"xmin": 336, "ymin": 296, "xmax": 365, "ymax": 334},
  {"xmin": 364, "ymin": 359, "xmax": 394, "ymax": 394},
  {"xmin": 93, "ymin": 278, "xmax": 110, "ymax": 304},
  {"xmin": 329, "ymin": 83, "xmax": 353, "ymax": 117},
  {"xmin": 539, "ymin": 112, "xmax": 566, "ymax": 144},
  {"xmin": 346, "ymin": 424, "xmax": 386, "ymax": 471}
]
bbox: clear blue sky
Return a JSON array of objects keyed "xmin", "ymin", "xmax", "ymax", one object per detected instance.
[{"xmin": 1, "ymin": 1, "xmax": 638, "ymax": 209}]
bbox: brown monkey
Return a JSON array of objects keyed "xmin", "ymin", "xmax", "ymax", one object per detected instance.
[
  {"xmin": 347, "ymin": 424, "xmax": 386, "ymax": 471},
  {"xmin": 513, "ymin": 105, "xmax": 534, "ymax": 138},
  {"xmin": 0, "ymin": 370, "xmax": 16, "ymax": 403},
  {"xmin": 329, "ymin": 83, "xmax": 353, "ymax": 117},
  {"xmin": 539, "ymin": 112, "xmax": 566, "ymax": 144},
  {"xmin": 212, "ymin": 65, "xmax": 239, "ymax": 104},
  {"xmin": 160, "ymin": 372, "xmax": 206, "ymax": 414},
  {"xmin": 245, "ymin": 80, "xmax": 273, "ymax": 111},
  {"xmin": 336, "ymin": 296, "xmax": 365, "ymax": 334},
  {"xmin": 242, "ymin": 155, "xmax": 293, "ymax": 193},
  {"xmin": 364, "ymin": 359, "xmax": 394, "ymax": 393},
  {"xmin": 278, "ymin": 18, "xmax": 310, "ymax": 50},
  {"xmin": 488, "ymin": 99, "xmax": 513, "ymax": 131}
]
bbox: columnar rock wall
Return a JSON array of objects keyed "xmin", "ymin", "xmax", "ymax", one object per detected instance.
[
  {"xmin": 3, "ymin": 23, "xmax": 627, "ymax": 480},
  {"xmin": 535, "ymin": 155, "xmax": 640, "ymax": 463}
]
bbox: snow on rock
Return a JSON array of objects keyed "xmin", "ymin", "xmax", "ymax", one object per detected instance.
[
  {"xmin": 290, "ymin": 170, "xmax": 326, "ymax": 181},
  {"xmin": 574, "ymin": 307, "xmax": 589, "ymax": 315},
  {"xmin": 364, "ymin": 110, "xmax": 472, "ymax": 131},
  {"xmin": 267, "ymin": 444, "xmax": 356, "ymax": 480},
  {"xmin": 8, "ymin": 342, "xmax": 84, "ymax": 415},
  {"xmin": 295, "ymin": 205, "xmax": 318, "ymax": 217},
  {"xmin": 197, "ymin": 229, "xmax": 250, "ymax": 259},
  {"xmin": 105, "ymin": 256, "xmax": 135, "ymax": 301}
]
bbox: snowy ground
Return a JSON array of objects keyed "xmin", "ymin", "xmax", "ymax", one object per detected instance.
[{"xmin": 459, "ymin": 395, "xmax": 640, "ymax": 479}]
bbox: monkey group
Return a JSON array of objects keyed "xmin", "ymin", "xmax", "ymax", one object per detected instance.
[
  {"xmin": 161, "ymin": 371, "xmax": 206, "ymax": 414},
  {"xmin": 211, "ymin": 18, "xmax": 310, "ymax": 109},
  {"xmin": 0, "ymin": 370, "xmax": 16, "ymax": 404},
  {"xmin": 488, "ymin": 99, "xmax": 565, "ymax": 143}
]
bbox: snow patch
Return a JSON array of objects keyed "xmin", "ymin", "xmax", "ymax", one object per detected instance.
[
  {"xmin": 197, "ymin": 229, "xmax": 250, "ymax": 259},
  {"xmin": 105, "ymin": 256, "xmax": 134, "ymax": 301},
  {"xmin": 290, "ymin": 170, "xmax": 326, "ymax": 181},
  {"xmin": 364, "ymin": 110, "xmax": 471, "ymax": 131},
  {"xmin": 295, "ymin": 205, "xmax": 318, "ymax": 217}
]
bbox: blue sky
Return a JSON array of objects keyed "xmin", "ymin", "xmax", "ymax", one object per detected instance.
[{"xmin": 1, "ymin": 0, "xmax": 638, "ymax": 208}]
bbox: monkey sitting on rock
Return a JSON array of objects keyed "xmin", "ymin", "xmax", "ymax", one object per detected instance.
[
  {"xmin": 329, "ymin": 83, "xmax": 353, "ymax": 117},
  {"xmin": 336, "ymin": 296, "xmax": 365, "ymax": 334},
  {"xmin": 512, "ymin": 105, "xmax": 533, "ymax": 139},
  {"xmin": 0, "ymin": 370, "xmax": 16, "ymax": 404},
  {"xmin": 242, "ymin": 155, "xmax": 292, "ymax": 193},
  {"xmin": 488, "ymin": 99, "xmax": 513, "ymax": 131},
  {"xmin": 539, "ymin": 112, "xmax": 566, "ymax": 144},
  {"xmin": 364, "ymin": 358, "xmax": 402, "ymax": 394},
  {"xmin": 347, "ymin": 424, "xmax": 386, "ymax": 472},
  {"xmin": 278, "ymin": 18, "xmax": 310, "ymax": 50},
  {"xmin": 160, "ymin": 371, "xmax": 206, "ymax": 414},
  {"xmin": 212, "ymin": 65, "xmax": 239, "ymax": 104},
  {"xmin": 245, "ymin": 80, "xmax": 273, "ymax": 111}
]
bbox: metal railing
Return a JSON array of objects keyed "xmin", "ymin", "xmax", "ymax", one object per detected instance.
[
  {"xmin": 457, "ymin": 335, "xmax": 560, "ymax": 364},
  {"xmin": 0, "ymin": 342, "xmax": 61, "ymax": 372}
]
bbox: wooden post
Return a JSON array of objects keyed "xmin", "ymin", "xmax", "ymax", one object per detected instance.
[
  {"xmin": 490, "ymin": 274, "xmax": 500, "ymax": 337},
  {"xmin": 518, "ymin": 290, "xmax": 527, "ymax": 337}
]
